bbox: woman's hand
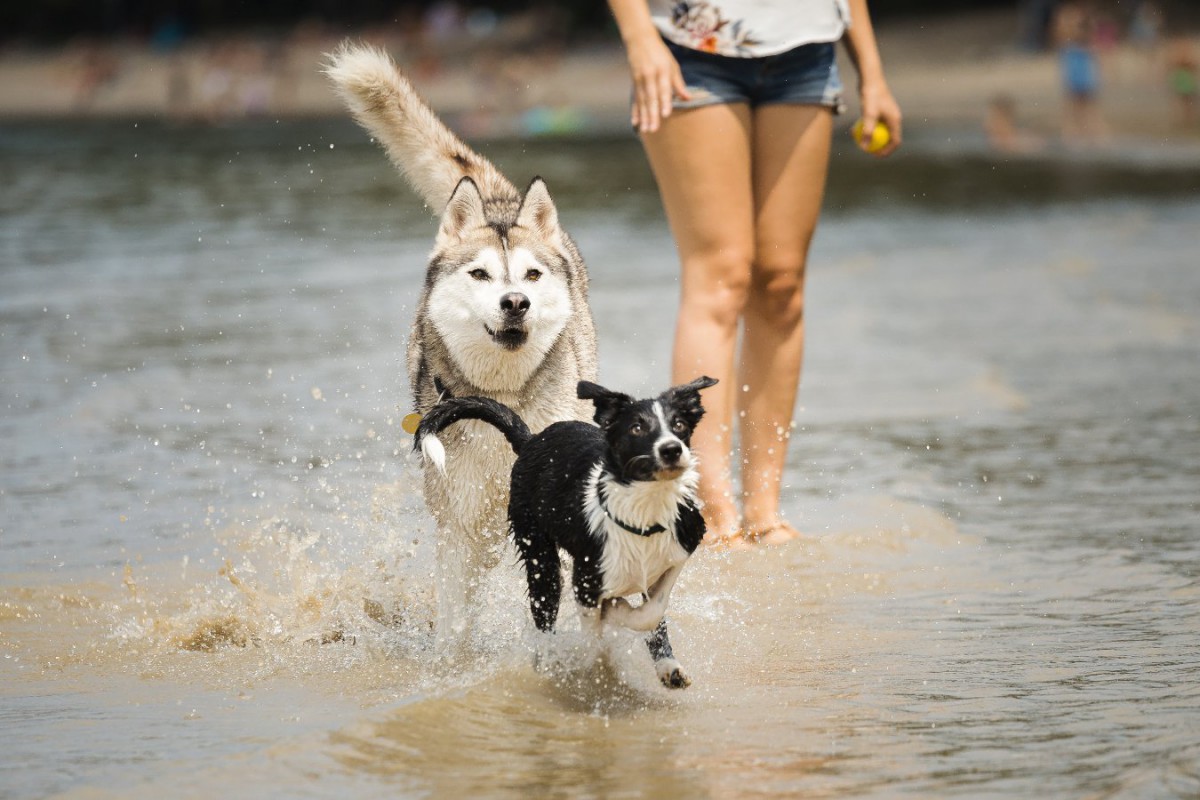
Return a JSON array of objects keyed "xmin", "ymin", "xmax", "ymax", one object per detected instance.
[
  {"xmin": 857, "ymin": 77, "xmax": 902, "ymax": 157},
  {"xmin": 623, "ymin": 32, "xmax": 691, "ymax": 134},
  {"xmin": 842, "ymin": 0, "xmax": 902, "ymax": 157}
]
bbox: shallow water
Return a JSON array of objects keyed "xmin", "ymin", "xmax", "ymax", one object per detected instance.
[{"xmin": 2, "ymin": 120, "xmax": 1199, "ymax": 799}]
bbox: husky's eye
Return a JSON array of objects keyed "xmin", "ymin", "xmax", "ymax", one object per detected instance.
[
  {"xmin": 630, "ymin": 421, "xmax": 645, "ymax": 435},
  {"xmin": 671, "ymin": 419, "xmax": 688, "ymax": 434},
  {"xmin": 524, "ymin": 269, "xmax": 542, "ymax": 282},
  {"xmin": 468, "ymin": 268, "xmax": 490, "ymax": 281}
]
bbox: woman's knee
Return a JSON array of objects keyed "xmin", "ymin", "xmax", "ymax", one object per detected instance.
[
  {"xmin": 680, "ymin": 249, "xmax": 753, "ymax": 328},
  {"xmin": 750, "ymin": 259, "xmax": 807, "ymax": 325}
]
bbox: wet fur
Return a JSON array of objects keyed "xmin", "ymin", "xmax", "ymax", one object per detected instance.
[
  {"xmin": 415, "ymin": 377, "xmax": 717, "ymax": 688},
  {"xmin": 325, "ymin": 44, "xmax": 597, "ymax": 645}
]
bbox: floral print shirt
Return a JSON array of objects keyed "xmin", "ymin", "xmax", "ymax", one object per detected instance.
[{"xmin": 650, "ymin": 0, "xmax": 851, "ymax": 57}]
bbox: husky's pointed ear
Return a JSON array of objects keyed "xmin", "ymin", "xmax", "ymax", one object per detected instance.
[
  {"xmin": 662, "ymin": 376, "xmax": 718, "ymax": 426},
  {"xmin": 515, "ymin": 177, "xmax": 561, "ymax": 240},
  {"xmin": 436, "ymin": 177, "xmax": 486, "ymax": 245},
  {"xmin": 578, "ymin": 381, "xmax": 633, "ymax": 428}
]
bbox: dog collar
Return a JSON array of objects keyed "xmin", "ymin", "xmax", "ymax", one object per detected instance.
[{"xmin": 597, "ymin": 481, "xmax": 666, "ymax": 537}]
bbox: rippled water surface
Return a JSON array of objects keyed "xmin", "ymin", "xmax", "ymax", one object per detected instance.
[{"xmin": 2, "ymin": 121, "xmax": 1199, "ymax": 799}]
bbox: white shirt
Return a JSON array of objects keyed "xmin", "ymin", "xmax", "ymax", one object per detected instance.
[{"xmin": 650, "ymin": 0, "xmax": 851, "ymax": 57}]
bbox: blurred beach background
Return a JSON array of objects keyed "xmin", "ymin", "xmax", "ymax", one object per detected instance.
[
  {"xmin": 0, "ymin": 1, "xmax": 1199, "ymax": 142},
  {"xmin": 3, "ymin": 2, "xmax": 1200, "ymax": 799}
]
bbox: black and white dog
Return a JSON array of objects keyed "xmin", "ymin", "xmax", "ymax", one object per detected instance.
[{"xmin": 414, "ymin": 376, "xmax": 717, "ymax": 688}]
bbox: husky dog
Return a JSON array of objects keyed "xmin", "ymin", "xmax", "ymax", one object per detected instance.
[
  {"xmin": 325, "ymin": 44, "xmax": 597, "ymax": 643},
  {"xmin": 415, "ymin": 377, "xmax": 717, "ymax": 688}
]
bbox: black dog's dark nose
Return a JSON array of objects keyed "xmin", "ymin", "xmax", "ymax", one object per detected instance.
[
  {"xmin": 658, "ymin": 441, "xmax": 683, "ymax": 465},
  {"xmin": 500, "ymin": 292, "xmax": 530, "ymax": 318}
]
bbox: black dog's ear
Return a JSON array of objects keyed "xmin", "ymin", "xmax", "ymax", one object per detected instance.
[
  {"xmin": 677, "ymin": 376, "xmax": 718, "ymax": 394},
  {"xmin": 661, "ymin": 375, "xmax": 718, "ymax": 427},
  {"xmin": 578, "ymin": 381, "xmax": 634, "ymax": 428}
]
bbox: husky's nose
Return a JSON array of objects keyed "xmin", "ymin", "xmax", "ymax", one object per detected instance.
[
  {"xmin": 658, "ymin": 440, "xmax": 683, "ymax": 465},
  {"xmin": 500, "ymin": 292, "xmax": 530, "ymax": 319}
]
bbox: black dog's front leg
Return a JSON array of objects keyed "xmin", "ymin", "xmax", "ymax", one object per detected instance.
[{"xmin": 646, "ymin": 615, "xmax": 690, "ymax": 689}]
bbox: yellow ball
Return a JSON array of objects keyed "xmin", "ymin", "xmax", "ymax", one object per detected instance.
[{"xmin": 852, "ymin": 119, "xmax": 891, "ymax": 153}]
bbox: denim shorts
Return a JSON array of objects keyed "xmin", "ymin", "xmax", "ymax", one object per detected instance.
[{"xmin": 664, "ymin": 37, "xmax": 845, "ymax": 113}]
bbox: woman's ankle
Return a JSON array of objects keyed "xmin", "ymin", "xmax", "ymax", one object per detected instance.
[{"xmin": 703, "ymin": 506, "xmax": 740, "ymax": 537}]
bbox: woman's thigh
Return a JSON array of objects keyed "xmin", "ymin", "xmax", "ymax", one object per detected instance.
[
  {"xmin": 641, "ymin": 102, "xmax": 757, "ymax": 269},
  {"xmin": 751, "ymin": 104, "xmax": 833, "ymax": 274}
]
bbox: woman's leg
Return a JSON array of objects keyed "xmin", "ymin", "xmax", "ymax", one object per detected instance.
[
  {"xmin": 738, "ymin": 104, "xmax": 833, "ymax": 538},
  {"xmin": 641, "ymin": 103, "xmax": 755, "ymax": 540}
]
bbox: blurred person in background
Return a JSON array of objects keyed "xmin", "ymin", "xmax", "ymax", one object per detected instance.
[
  {"xmin": 1165, "ymin": 35, "xmax": 1198, "ymax": 128},
  {"xmin": 1054, "ymin": 0, "xmax": 1107, "ymax": 144},
  {"xmin": 985, "ymin": 93, "xmax": 1044, "ymax": 154},
  {"xmin": 606, "ymin": 0, "xmax": 901, "ymax": 548},
  {"xmin": 1129, "ymin": 0, "xmax": 1164, "ymax": 57}
]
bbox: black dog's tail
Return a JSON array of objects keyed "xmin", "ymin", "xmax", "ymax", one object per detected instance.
[{"xmin": 413, "ymin": 396, "xmax": 533, "ymax": 475}]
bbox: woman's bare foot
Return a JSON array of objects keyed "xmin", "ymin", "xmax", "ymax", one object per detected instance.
[
  {"xmin": 742, "ymin": 521, "xmax": 801, "ymax": 546},
  {"xmin": 702, "ymin": 508, "xmax": 752, "ymax": 551},
  {"xmin": 704, "ymin": 528, "xmax": 755, "ymax": 551}
]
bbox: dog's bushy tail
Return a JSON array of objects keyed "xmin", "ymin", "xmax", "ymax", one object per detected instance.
[
  {"xmin": 414, "ymin": 397, "xmax": 533, "ymax": 475},
  {"xmin": 324, "ymin": 42, "xmax": 518, "ymax": 213}
]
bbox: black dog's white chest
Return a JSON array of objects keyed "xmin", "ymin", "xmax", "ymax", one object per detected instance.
[{"xmin": 584, "ymin": 464, "xmax": 693, "ymax": 598}]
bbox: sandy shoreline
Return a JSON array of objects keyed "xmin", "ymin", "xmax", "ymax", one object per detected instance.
[{"xmin": 1, "ymin": 11, "xmax": 1197, "ymax": 147}]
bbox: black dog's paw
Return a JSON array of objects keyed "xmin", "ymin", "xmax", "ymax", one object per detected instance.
[{"xmin": 656, "ymin": 659, "xmax": 691, "ymax": 689}]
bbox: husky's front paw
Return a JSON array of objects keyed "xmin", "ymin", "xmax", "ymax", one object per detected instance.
[{"xmin": 656, "ymin": 658, "xmax": 691, "ymax": 689}]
